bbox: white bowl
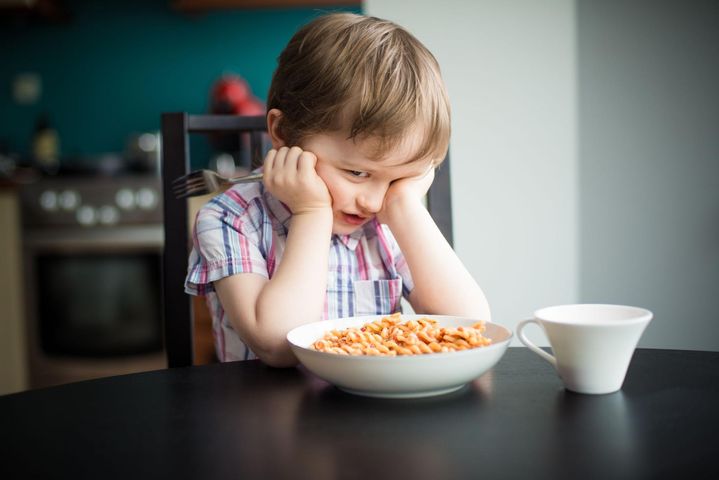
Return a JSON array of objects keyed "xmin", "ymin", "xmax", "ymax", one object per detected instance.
[{"xmin": 287, "ymin": 314, "xmax": 512, "ymax": 398}]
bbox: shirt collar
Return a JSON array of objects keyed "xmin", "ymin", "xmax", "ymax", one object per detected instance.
[{"xmin": 336, "ymin": 227, "xmax": 365, "ymax": 251}]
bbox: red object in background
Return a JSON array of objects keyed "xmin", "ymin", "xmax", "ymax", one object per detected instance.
[
  {"xmin": 210, "ymin": 75, "xmax": 265, "ymax": 116},
  {"xmin": 208, "ymin": 75, "xmax": 266, "ymax": 165}
]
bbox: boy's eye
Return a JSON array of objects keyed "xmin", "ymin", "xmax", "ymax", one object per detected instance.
[{"xmin": 347, "ymin": 170, "xmax": 369, "ymax": 178}]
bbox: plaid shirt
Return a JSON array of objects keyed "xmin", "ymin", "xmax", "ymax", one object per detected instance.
[{"xmin": 186, "ymin": 181, "xmax": 414, "ymax": 362}]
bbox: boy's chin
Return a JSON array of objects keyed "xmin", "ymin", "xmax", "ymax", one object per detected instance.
[
  {"xmin": 332, "ymin": 225, "xmax": 363, "ymax": 236},
  {"xmin": 331, "ymin": 221, "xmax": 367, "ymax": 236}
]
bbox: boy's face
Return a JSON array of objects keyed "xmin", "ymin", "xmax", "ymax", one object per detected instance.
[{"xmin": 301, "ymin": 127, "xmax": 432, "ymax": 235}]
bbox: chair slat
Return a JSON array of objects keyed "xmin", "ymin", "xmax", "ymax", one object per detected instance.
[
  {"xmin": 188, "ymin": 114, "xmax": 266, "ymax": 132},
  {"xmin": 161, "ymin": 112, "xmax": 194, "ymax": 368}
]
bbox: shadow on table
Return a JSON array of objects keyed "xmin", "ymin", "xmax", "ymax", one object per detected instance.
[
  {"xmin": 186, "ymin": 364, "xmax": 502, "ymax": 479},
  {"xmin": 285, "ymin": 371, "xmax": 494, "ymax": 479}
]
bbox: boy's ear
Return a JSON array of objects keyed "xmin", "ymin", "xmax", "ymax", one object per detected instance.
[{"xmin": 266, "ymin": 109, "xmax": 287, "ymax": 148}]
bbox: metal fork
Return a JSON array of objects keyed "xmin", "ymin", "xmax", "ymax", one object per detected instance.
[{"xmin": 172, "ymin": 170, "xmax": 264, "ymax": 199}]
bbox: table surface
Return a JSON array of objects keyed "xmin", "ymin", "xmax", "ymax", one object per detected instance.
[{"xmin": 1, "ymin": 347, "xmax": 718, "ymax": 480}]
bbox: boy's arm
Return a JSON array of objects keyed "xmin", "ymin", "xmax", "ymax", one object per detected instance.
[
  {"xmin": 214, "ymin": 210, "xmax": 332, "ymax": 367},
  {"xmin": 214, "ymin": 147, "xmax": 333, "ymax": 367},
  {"xmin": 379, "ymin": 171, "xmax": 491, "ymax": 320}
]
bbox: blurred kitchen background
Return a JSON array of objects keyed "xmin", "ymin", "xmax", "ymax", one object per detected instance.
[
  {"xmin": 1, "ymin": 0, "xmax": 717, "ymax": 395},
  {"xmin": 0, "ymin": 0, "xmax": 361, "ymax": 395}
]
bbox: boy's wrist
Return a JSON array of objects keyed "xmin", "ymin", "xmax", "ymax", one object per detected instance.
[
  {"xmin": 289, "ymin": 206, "xmax": 333, "ymax": 228},
  {"xmin": 378, "ymin": 195, "xmax": 425, "ymax": 226}
]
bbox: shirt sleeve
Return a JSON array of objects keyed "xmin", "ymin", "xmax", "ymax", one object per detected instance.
[{"xmin": 185, "ymin": 195, "xmax": 269, "ymax": 296}]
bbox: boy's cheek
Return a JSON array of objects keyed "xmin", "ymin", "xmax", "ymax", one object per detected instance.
[{"xmin": 313, "ymin": 166, "xmax": 334, "ymax": 188}]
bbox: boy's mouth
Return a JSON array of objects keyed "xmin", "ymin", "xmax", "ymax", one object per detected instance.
[{"xmin": 341, "ymin": 212, "xmax": 369, "ymax": 226}]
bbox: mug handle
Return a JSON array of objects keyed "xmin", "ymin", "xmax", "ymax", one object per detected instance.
[{"xmin": 516, "ymin": 319, "xmax": 557, "ymax": 368}]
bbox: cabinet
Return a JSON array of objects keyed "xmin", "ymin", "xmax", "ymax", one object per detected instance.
[
  {"xmin": 172, "ymin": 0, "xmax": 359, "ymax": 12},
  {"xmin": 0, "ymin": 0, "xmax": 70, "ymax": 24},
  {"xmin": 0, "ymin": 188, "xmax": 28, "ymax": 395}
]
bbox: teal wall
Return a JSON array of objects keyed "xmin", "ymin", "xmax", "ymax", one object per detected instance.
[{"xmin": 0, "ymin": 0, "xmax": 360, "ymax": 165}]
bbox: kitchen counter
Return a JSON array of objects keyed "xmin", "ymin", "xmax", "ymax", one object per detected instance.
[{"xmin": 0, "ymin": 168, "xmax": 41, "ymax": 190}]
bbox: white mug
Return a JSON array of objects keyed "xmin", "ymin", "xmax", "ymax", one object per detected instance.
[{"xmin": 516, "ymin": 304, "xmax": 653, "ymax": 394}]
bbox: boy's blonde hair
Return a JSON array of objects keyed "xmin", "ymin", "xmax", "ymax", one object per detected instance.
[{"xmin": 267, "ymin": 13, "xmax": 450, "ymax": 164}]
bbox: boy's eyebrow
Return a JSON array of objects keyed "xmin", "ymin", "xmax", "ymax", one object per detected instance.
[
  {"xmin": 341, "ymin": 158, "xmax": 420, "ymax": 172},
  {"xmin": 339, "ymin": 159, "xmax": 375, "ymax": 172},
  {"xmin": 339, "ymin": 156, "xmax": 385, "ymax": 172}
]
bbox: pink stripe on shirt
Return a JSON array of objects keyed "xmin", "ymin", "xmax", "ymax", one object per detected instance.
[
  {"xmin": 355, "ymin": 241, "xmax": 369, "ymax": 280},
  {"xmin": 226, "ymin": 188, "xmax": 249, "ymax": 209},
  {"xmin": 375, "ymin": 224, "xmax": 395, "ymax": 267},
  {"xmin": 267, "ymin": 240, "xmax": 276, "ymax": 277},
  {"xmin": 239, "ymin": 235, "xmax": 252, "ymax": 272}
]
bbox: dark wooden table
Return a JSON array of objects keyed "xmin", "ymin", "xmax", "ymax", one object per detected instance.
[{"xmin": 1, "ymin": 348, "xmax": 717, "ymax": 479}]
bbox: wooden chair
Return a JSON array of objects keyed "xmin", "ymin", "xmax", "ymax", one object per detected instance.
[{"xmin": 160, "ymin": 112, "xmax": 454, "ymax": 368}]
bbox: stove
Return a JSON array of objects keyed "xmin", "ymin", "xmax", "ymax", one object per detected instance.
[
  {"xmin": 21, "ymin": 174, "xmax": 162, "ymax": 228},
  {"xmin": 19, "ymin": 174, "xmax": 166, "ymax": 389}
]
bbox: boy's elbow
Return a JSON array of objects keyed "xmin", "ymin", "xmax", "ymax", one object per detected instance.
[
  {"xmin": 257, "ymin": 349, "xmax": 299, "ymax": 368},
  {"xmin": 238, "ymin": 309, "xmax": 299, "ymax": 367},
  {"xmin": 252, "ymin": 337, "xmax": 299, "ymax": 368}
]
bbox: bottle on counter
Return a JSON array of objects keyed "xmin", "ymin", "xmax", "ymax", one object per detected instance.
[{"xmin": 32, "ymin": 114, "xmax": 60, "ymax": 174}]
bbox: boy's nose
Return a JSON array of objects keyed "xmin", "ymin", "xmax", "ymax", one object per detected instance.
[{"xmin": 357, "ymin": 187, "xmax": 386, "ymax": 214}]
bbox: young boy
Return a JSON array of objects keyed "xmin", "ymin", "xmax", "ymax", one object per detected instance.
[{"xmin": 186, "ymin": 12, "xmax": 490, "ymax": 366}]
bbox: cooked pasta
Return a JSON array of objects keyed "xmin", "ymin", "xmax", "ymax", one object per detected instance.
[{"xmin": 311, "ymin": 313, "xmax": 492, "ymax": 356}]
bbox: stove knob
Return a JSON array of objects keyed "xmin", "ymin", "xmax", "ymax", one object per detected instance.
[
  {"xmin": 59, "ymin": 190, "xmax": 81, "ymax": 211},
  {"xmin": 39, "ymin": 190, "xmax": 58, "ymax": 211},
  {"xmin": 98, "ymin": 205, "xmax": 120, "ymax": 225},
  {"xmin": 115, "ymin": 188, "xmax": 136, "ymax": 210},
  {"xmin": 135, "ymin": 187, "xmax": 158, "ymax": 210},
  {"xmin": 76, "ymin": 205, "xmax": 97, "ymax": 226}
]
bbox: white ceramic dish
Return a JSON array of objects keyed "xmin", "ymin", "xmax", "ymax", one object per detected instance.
[{"xmin": 287, "ymin": 314, "xmax": 512, "ymax": 398}]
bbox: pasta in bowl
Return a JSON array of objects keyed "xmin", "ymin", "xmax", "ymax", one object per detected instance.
[{"xmin": 287, "ymin": 314, "xmax": 512, "ymax": 398}]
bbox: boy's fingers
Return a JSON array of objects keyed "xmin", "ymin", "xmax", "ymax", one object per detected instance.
[
  {"xmin": 298, "ymin": 151, "xmax": 318, "ymax": 177},
  {"xmin": 285, "ymin": 146, "xmax": 303, "ymax": 171},
  {"xmin": 274, "ymin": 146, "xmax": 290, "ymax": 169},
  {"xmin": 263, "ymin": 149, "xmax": 277, "ymax": 173}
]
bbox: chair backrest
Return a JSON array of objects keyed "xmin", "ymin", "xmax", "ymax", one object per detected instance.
[{"xmin": 160, "ymin": 112, "xmax": 453, "ymax": 368}]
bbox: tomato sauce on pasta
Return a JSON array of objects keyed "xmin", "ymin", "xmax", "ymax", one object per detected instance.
[{"xmin": 311, "ymin": 313, "xmax": 492, "ymax": 356}]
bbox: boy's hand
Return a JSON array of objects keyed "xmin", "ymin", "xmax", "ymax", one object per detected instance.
[
  {"xmin": 376, "ymin": 166, "xmax": 435, "ymax": 224},
  {"xmin": 263, "ymin": 146, "xmax": 332, "ymax": 215}
]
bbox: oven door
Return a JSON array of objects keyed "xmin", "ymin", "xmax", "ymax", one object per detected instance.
[{"xmin": 24, "ymin": 226, "xmax": 163, "ymax": 357}]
